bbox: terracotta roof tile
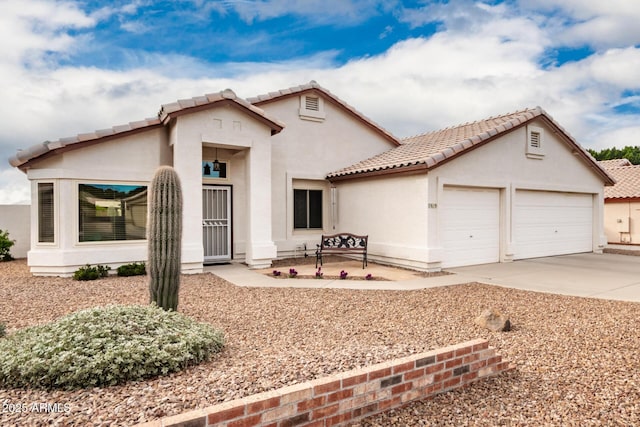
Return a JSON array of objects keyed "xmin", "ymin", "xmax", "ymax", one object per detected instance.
[
  {"xmin": 327, "ymin": 107, "xmax": 614, "ymax": 186},
  {"xmin": 600, "ymin": 162, "xmax": 640, "ymax": 199},
  {"xmin": 10, "ymin": 89, "xmax": 285, "ymax": 169},
  {"xmin": 327, "ymin": 108, "xmax": 543, "ymax": 178},
  {"xmin": 598, "ymin": 158, "xmax": 633, "ymax": 169}
]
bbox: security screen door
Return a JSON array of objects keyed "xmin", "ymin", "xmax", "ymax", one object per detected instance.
[{"xmin": 202, "ymin": 186, "xmax": 231, "ymax": 262}]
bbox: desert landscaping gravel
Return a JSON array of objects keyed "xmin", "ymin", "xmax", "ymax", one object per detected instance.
[{"xmin": 1, "ymin": 259, "xmax": 639, "ymax": 426}]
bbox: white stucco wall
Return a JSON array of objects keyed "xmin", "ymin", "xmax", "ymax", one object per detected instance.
[
  {"xmin": 0, "ymin": 204, "xmax": 30, "ymax": 258},
  {"xmin": 334, "ymin": 173, "xmax": 431, "ymax": 270},
  {"xmin": 604, "ymin": 201, "xmax": 640, "ymax": 244},
  {"xmin": 259, "ymin": 94, "xmax": 398, "ymax": 257}
]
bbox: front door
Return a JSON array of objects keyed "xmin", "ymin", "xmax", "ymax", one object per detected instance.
[{"xmin": 202, "ymin": 186, "xmax": 232, "ymax": 263}]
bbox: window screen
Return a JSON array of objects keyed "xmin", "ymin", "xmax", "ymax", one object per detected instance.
[{"xmin": 294, "ymin": 189, "xmax": 323, "ymax": 229}]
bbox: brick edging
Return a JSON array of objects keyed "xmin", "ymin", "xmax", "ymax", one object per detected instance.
[{"xmin": 136, "ymin": 338, "xmax": 514, "ymax": 427}]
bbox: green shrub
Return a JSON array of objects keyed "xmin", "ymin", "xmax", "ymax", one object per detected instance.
[
  {"xmin": 0, "ymin": 229, "xmax": 15, "ymax": 262},
  {"xmin": 73, "ymin": 264, "xmax": 110, "ymax": 281},
  {"xmin": 117, "ymin": 262, "xmax": 146, "ymax": 277},
  {"xmin": 0, "ymin": 305, "xmax": 224, "ymax": 389},
  {"xmin": 0, "ymin": 322, "xmax": 5, "ymax": 338}
]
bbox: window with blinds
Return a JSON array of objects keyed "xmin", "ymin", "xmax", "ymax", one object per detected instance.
[
  {"xmin": 78, "ymin": 183, "xmax": 148, "ymax": 242},
  {"xmin": 37, "ymin": 183, "xmax": 55, "ymax": 243}
]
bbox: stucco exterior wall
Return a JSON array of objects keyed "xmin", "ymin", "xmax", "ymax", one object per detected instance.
[
  {"xmin": 259, "ymin": 95, "xmax": 397, "ymax": 256},
  {"xmin": 429, "ymin": 118, "xmax": 607, "ymax": 262},
  {"xmin": 334, "ymin": 173, "xmax": 431, "ymax": 270},
  {"xmin": 604, "ymin": 201, "xmax": 640, "ymax": 244},
  {"xmin": 0, "ymin": 204, "xmax": 30, "ymax": 258}
]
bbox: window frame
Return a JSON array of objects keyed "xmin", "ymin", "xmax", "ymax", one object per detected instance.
[
  {"xmin": 77, "ymin": 181, "xmax": 148, "ymax": 244},
  {"xmin": 293, "ymin": 188, "xmax": 324, "ymax": 230},
  {"xmin": 36, "ymin": 182, "xmax": 56, "ymax": 245}
]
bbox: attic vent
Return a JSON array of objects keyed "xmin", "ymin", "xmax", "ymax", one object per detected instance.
[
  {"xmin": 305, "ymin": 96, "xmax": 320, "ymax": 111},
  {"xmin": 526, "ymin": 125, "xmax": 544, "ymax": 159},
  {"xmin": 299, "ymin": 95, "xmax": 326, "ymax": 122},
  {"xmin": 530, "ymin": 131, "xmax": 541, "ymax": 148}
]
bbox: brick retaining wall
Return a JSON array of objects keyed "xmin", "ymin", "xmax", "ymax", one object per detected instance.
[{"xmin": 137, "ymin": 338, "xmax": 513, "ymax": 427}]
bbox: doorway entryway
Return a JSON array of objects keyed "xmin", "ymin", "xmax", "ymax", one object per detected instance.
[{"xmin": 202, "ymin": 185, "xmax": 232, "ymax": 263}]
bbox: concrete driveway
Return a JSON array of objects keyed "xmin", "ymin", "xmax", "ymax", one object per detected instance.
[{"xmin": 447, "ymin": 252, "xmax": 640, "ymax": 302}]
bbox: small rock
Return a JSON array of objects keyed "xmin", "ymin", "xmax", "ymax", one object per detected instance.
[{"xmin": 475, "ymin": 308, "xmax": 511, "ymax": 332}]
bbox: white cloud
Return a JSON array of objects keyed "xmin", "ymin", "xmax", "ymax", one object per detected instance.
[
  {"xmin": 2, "ymin": 0, "xmax": 640, "ymax": 206},
  {"xmin": 209, "ymin": 0, "xmax": 395, "ymax": 25},
  {"xmin": 518, "ymin": 0, "xmax": 640, "ymax": 49}
]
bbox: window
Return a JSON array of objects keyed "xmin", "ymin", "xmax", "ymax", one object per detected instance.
[
  {"xmin": 38, "ymin": 183, "xmax": 54, "ymax": 243},
  {"xmin": 202, "ymin": 160, "xmax": 227, "ymax": 179},
  {"xmin": 79, "ymin": 183, "xmax": 147, "ymax": 242},
  {"xmin": 526, "ymin": 125, "xmax": 545, "ymax": 159},
  {"xmin": 294, "ymin": 189, "xmax": 323, "ymax": 229}
]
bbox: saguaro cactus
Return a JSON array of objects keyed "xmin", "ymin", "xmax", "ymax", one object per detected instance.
[{"xmin": 148, "ymin": 166, "xmax": 183, "ymax": 311}]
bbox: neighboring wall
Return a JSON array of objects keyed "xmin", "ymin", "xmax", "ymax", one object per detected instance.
[
  {"xmin": 604, "ymin": 201, "xmax": 640, "ymax": 244},
  {"xmin": 335, "ymin": 173, "xmax": 431, "ymax": 270},
  {"xmin": 136, "ymin": 339, "xmax": 513, "ymax": 427},
  {"xmin": 0, "ymin": 205, "xmax": 30, "ymax": 258}
]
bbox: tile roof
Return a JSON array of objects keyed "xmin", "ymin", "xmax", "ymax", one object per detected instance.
[
  {"xmin": 9, "ymin": 117, "xmax": 162, "ymax": 168},
  {"xmin": 158, "ymin": 88, "xmax": 285, "ymax": 132},
  {"xmin": 327, "ymin": 107, "xmax": 615, "ymax": 186},
  {"xmin": 10, "ymin": 89, "xmax": 284, "ymax": 169},
  {"xmin": 597, "ymin": 158, "xmax": 633, "ymax": 168},
  {"xmin": 248, "ymin": 80, "xmax": 401, "ymax": 146},
  {"xmin": 599, "ymin": 161, "xmax": 640, "ymax": 199}
]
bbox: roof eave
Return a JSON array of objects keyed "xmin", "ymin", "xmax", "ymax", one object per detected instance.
[
  {"xmin": 327, "ymin": 163, "xmax": 429, "ymax": 182},
  {"xmin": 11, "ymin": 122, "xmax": 165, "ymax": 172},
  {"xmin": 160, "ymin": 98, "xmax": 284, "ymax": 135}
]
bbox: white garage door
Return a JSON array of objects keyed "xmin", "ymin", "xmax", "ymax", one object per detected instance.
[
  {"xmin": 514, "ymin": 190, "xmax": 593, "ymax": 260},
  {"xmin": 441, "ymin": 187, "xmax": 500, "ymax": 268}
]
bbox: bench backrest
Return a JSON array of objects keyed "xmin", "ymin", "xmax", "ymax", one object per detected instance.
[{"xmin": 320, "ymin": 234, "xmax": 368, "ymax": 251}]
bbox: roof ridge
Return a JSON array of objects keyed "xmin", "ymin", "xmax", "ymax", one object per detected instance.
[{"xmin": 402, "ymin": 107, "xmax": 541, "ymax": 142}]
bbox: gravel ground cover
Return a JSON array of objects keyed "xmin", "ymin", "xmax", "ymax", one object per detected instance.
[{"xmin": 1, "ymin": 259, "xmax": 639, "ymax": 426}]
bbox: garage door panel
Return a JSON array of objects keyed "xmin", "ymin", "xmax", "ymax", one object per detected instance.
[
  {"xmin": 441, "ymin": 187, "xmax": 500, "ymax": 268},
  {"xmin": 514, "ymin": 190, "xmax": 592, "ymax": 260}
]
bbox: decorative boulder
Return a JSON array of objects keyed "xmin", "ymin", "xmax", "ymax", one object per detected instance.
[{"xmin": 475, "ymin": 309, "xmax": 511, "ymax": 332}]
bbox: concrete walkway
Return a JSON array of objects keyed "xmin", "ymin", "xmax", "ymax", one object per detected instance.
[{"xmin": 205, "ymin": 253, "xmax": 640, "ymax": 302}]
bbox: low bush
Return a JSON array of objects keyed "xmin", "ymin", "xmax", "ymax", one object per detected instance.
[
  {"xmin": 0, "ymin": 322, "xmax": 5, "ymax": 338},
  {"xmin": 0, "ymin": 229, "xmax": 15, "ymax": 262},
  {"xmin": 0, "ymin": 304, "xmax": 225, "ymax": 389},
  {"xmin": 73, "ymin": 264, "xmax": 110, "ymax": 281},
  {"xmin": 117, "ymin": 262, "xmax": 146, "ymax": 277}
]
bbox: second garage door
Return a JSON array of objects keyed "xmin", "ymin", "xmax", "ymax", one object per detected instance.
[
  {"xmin": 514, "ymin": 190, "xmax": 593, "ymax": 260},
  {"xmin": 441, "ymin": 187, "xmax": 500, "ymax": 268}
]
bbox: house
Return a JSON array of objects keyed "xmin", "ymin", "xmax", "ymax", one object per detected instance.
[
  {"xmin": 9, "ymin": 81, "xmax": 614, "ymax": 275},
  {"xmin": 598, "ymin": 159, "xmax": 640, "ymax": 245}
]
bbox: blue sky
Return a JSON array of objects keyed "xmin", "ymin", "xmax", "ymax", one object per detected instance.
[{"xmin": 1, "ymin": 0, "xmax": 640, "ymax": 203}]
